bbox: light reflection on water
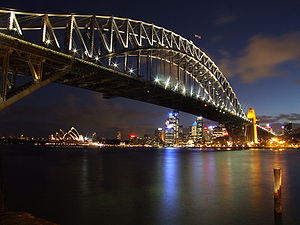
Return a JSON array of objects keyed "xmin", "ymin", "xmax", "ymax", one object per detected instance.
[
  {"xmin": 0, "ymin": 146, "xmax": 300, "ymax": 225},
  {"xmin": 160, "ymin": 149, "xmax": 179, "ymax": 224}
]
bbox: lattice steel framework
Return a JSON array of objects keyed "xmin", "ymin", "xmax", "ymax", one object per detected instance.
[{"xmin": 0, "ymin": 8, "xmax": 248, "ymax": 119}]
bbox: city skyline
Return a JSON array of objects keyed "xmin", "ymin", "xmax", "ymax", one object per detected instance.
[
  {"xmin": 1, "ymin": 2, "xmax": 300, "ymax": 225},
  {"xmin": 0, "ymin": 0, "xmax": 299, "ymax": 137}
]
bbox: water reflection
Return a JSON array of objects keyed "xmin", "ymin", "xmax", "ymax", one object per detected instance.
[
  {"xmin": 161, "ymin": 149, "xmax": 179, "ymax": 224},
  {"xmin": 1, "ymin": 147, "xmax": 300, "ymax": 225},
  {"xmin": 159, "ymin": 150, "xmax": 282, "ymax": 225},
  {"xmin": 80, "ymin": 152, "xmax": 89, "ymax": 195}
]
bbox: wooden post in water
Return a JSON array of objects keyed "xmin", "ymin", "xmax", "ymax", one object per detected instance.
[
  {"xmin": 274, "ymin": 168, "xmax": 282, "ymax": 214},
  {"xmin": 0, "ymin": 185, "xmax": 4, "ymax": 212}
]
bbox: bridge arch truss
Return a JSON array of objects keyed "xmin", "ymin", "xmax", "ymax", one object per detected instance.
[{"xmin": 0, "ymin": 9, "xmax": 248, "ymax": 121}]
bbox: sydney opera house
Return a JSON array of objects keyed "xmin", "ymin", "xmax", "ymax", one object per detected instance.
[{"xmin": 50, "ymin": 127, "xmax": 85, "ymax": 142}]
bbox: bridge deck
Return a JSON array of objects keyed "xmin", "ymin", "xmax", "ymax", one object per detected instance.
[
  {"xmin": 0, "ymin": 33, "xmax": 242, "ymax": 124},
  {"xmin": 0, "ymin": 33, "xmax": 273, "ymax": 138}
]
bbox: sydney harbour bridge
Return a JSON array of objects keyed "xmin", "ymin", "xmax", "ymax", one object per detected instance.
[{"xmin": 0, "ymin": 8, "xmax": 274, "ymax": 140}]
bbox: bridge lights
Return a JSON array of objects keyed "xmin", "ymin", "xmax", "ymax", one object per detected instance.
[
  {"xmin": 174, "ymin": 83, "xmax": 179, "ymax": 91},
  {"xmin": 154, "ymin": 77, "xmax": 160, "ymax": 83},
  {"xmin": 72, "ymin": 48, "xmax": 77, "ymax": 54},
  {"xmin": 95, "ymin": 56, "xmax": 99, "ymax": 62},
  {"xmin": 129, "ymin": 68, "xmax": 134, "ymax": 74},
  {"xmin": 182, "ymin": 87, "xmax": 186, "ymax": 95},
  {"xmin": 45, "ymin": 39, "xmax": 51, "ymax": 45},
  {"xmin": 165, "ymin": 77, "xmax": 170, "ymax": 89}
]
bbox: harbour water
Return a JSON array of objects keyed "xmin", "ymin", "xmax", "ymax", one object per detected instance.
[{"xmin": 1, "ymin": 145, "xmax": 300, "ymax": 225}]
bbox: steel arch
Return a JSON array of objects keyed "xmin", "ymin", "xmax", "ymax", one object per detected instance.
[{"xmin": 0, "ymin": 8, "xmax": 246, "ymax": 119}]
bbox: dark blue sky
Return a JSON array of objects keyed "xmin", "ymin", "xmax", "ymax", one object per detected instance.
[{"xmin": 0, "ymin": 0, "xmax": 299, "ymax": 137}]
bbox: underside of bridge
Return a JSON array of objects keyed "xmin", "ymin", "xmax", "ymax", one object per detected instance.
[
  {"xmin": 0, "ymin": 8, "xmax": 274, "ymax": 140},
  {"xmin": 0, "ymin": 33, "xmax": 241, "ymax": 123}
]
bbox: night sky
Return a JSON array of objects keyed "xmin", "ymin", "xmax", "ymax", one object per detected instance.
[{"xmin": 0, "ymin": 0, "xmax": 299, "ymax": 138}]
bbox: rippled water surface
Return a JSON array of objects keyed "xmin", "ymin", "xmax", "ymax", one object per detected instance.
[{"xmin": 1, "ymin": 145, "xmax": 300, "ymax": 225}]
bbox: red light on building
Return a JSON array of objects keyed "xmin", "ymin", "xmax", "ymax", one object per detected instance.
[
  {"xmin": 223, "ymin": 131, "xmax": 229, "ymax": 136},
  {"xmin": 129, "ymin": 134, "xmax": 137, "ymax": 139},
  {"xmin": 265, "ymin": 123, "xmax": 271, "ymax": 129}
]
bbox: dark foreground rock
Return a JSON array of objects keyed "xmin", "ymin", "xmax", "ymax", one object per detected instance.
[{"xmin": 0, "ymin": 212, "xmax": 58, "ymax": 225}]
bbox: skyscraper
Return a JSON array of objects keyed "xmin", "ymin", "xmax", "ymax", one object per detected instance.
[
  {"xmin": 154, "ymin": 128, "xmax": 165, "ymax": 144},
  {"xmin": 164, "ymin": 110, "xmax": 179, "ymax": 146},
  {"xmin": 190, "ymin": 116, "xmax": 203, "ymax": 143},
  {"xmin": 196, "ymin": 116, "xmax": 203, "ymax": 143}
]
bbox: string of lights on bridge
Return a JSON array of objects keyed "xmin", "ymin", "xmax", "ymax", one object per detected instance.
[
  {"xmin": 0, "ymin": 9, "xmax": 274, "ymax": 135},
  {"xmin": 68, "ymin": 48, "xmax": 273, "ymax": 134}
]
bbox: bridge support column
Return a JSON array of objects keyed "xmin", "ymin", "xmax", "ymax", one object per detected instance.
[
  {"xmin": 246, "ymin": 108, "xmax": 259, "ymax": 144},
  {"xmin": 0, "ymin": 68, "xmax": 71, "ymax": 111},
  {"xmin": 1, "ymin": 49, "xmax": 11, "ymax": 101},
  {"xmin": 28, "ymin": 58, "xmax": 44, "ymax": 82}
]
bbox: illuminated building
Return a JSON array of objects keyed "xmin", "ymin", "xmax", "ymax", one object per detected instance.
[
  {"xmin": 191, "ymin": 121, "xmax": 197, "ymax": 137},
  {"xmin": 164, "ymin": 110, "xmax": 179, "ymax": 146},
  {"xmin": 264, "ymin": 124, "xmax": 274, "ymax": 133},
  {"xmin": 284, "ymin": 121, "xmax": 293, "ymax": 135},
  {"xmin": 155, "ymin": 128, "xmax": 165, "ymax": 143},
  {"xmin": 202, "ymin": 126, "xmax": 210, "ymax": 141},
  {"xmin": 142, "ymin": 134, "xmax": 152, "ymax": 145},
  {"xmin": 129, "ymin": 134, "xmax": 137, "ymax": 140},
  {"xmin": 129, "ymin": 134, "xmax": 137, "ymax": 144},
  {"xmin": 92, "ymin": 132, "xmax": 97, "ymax": 142},
  {"xmin": 116, "ymin": 130, "xmax": 122, "ymax": 140},
  {"xmin": 196, "ymin": 116, "xmax": 203, "ymax": 142},
  {"xmin": 202, "ymin": 124, "xmax": 228, "ymax": 143},
  {"xmin": 212, "ymin": 126, "xmax": 224, "ymax": 139},
  {"xmin": 50, "ymin": 127, "xmax": 84, "ymax": 142},
  {"xmin": 190, "ymin": 116, "xmax": 203, "ymax": 143},
  {"xmin": 246, "ymin": 108, "xmax": 258, "ymax": 144}
]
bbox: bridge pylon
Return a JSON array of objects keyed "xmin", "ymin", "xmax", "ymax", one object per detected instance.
[{"xmin": 245, "ymin": 107, "xmax": 259, "ymax": 144}]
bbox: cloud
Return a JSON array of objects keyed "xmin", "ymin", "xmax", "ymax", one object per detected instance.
[
  {"xmin": 259, "ymin": 113, "xmax": 300, "ymax": 123},
  {"xmin": 214, "ymin": 15, "xmax": 236, "ymax": 25},
  {"xmin": 219, "ymin": 32, "xmax": 300, "ymax": 83},
  {"xmin": 218, "ymin": 50, "xmax": 234, "ymax": 78},
  {"xmin": 259, "ymin": 113, "xmax": 300, "ymax": 133}
]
